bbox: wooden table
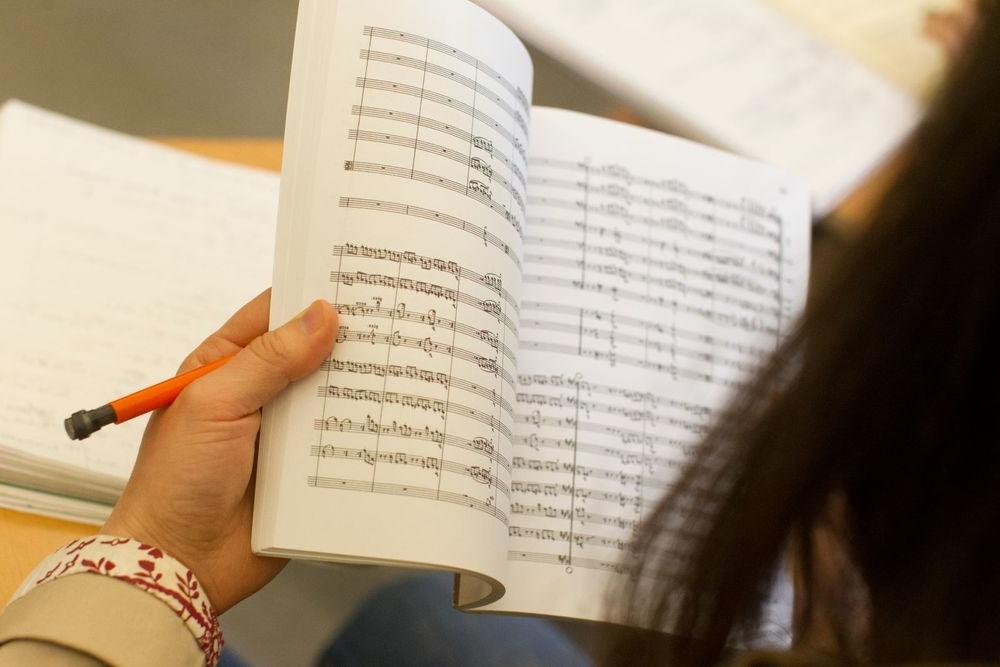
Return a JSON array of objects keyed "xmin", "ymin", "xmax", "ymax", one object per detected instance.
[{"xmin": 0, "ymin": 132, "xmax": 894, "ymax": 604}]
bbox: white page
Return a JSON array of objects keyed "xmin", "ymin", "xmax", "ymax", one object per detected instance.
[
  {"xmin": 477, "ymin": 108, "xmax": 809, "ymax": 630},
  {"xmin": 253, "ymin": 0, "xmax": 532, "ymax": 608},
  {"xmin": 0, "ymin": 483, "xmax": 110, "ymax": 525},
  {"xmin": 0, "ymin": 101, "xmax": 276, "ymax": 499},
  {"xmin": 473, "ymin": 0, "xmax": 921, "ymax": 215}
]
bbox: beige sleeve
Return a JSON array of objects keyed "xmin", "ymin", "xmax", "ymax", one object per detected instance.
[{"xmin": 0, "ymin": 573, "xmax": 204, "ymax": 667}]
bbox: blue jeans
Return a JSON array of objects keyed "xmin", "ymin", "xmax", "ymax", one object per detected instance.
[{"xmin": 317, "ymin": 572, "xmax": 593, "ymax": 666}]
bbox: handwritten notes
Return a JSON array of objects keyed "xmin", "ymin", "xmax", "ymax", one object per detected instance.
[{"xmin": 0, "ymin": 101, "xmax": 276, "ymax": 510}]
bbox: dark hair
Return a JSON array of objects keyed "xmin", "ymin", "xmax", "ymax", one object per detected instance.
[{"xmin": 615, "ymin": 4, "xmax": 1000, "ymax": 664}]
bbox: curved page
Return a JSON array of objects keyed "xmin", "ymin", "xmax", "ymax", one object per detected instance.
[
  {"xmin": 254, "ymin": 0, "xmax": 531, "ymax": 608},
  {"xmin": 474, "ymin": 108, "xmax": 810, "ymax": 631}
]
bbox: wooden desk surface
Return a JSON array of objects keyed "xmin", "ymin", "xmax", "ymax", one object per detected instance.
[{"xmin": 0, "ymin": 133, "xmax": 889, "ymax": 605}]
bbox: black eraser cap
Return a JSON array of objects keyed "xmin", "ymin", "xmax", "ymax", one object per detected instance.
[
  {"xmin": 65, "ymin": 410, "xmax": 92, "ymax": 440},
  {"xmin": 64, "ymin": 405, "xmax": 115, "ymax": 441}
]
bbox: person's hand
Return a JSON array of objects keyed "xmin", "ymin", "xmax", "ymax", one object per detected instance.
[{"xmin": 103, "ymin": 288, "xmax": 338, "ymax": 613}]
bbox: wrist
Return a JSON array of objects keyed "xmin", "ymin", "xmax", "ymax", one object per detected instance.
[
  {"xmin": 12, "ymin": 534, "xmax": 223, "ymax": 665},
  {"xmin": 102, "ymin": 509, "xmax": 226, "ymax": 612}
]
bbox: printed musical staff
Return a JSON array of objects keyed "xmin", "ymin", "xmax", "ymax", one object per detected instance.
[
  {"xmin": 353, "ymin": 77, "xmax": 525, "ymax": 160},
  {"xmin": 317, "ymin": 384, "xmax": 512, "ymax": 439},
  {"xmin": 307, "ymin": 476, "xmax": 508, "ymax": 524},
  {"xmin": 362, "ymin": 26, "xmax": 531, "ymax": 116},
  {"xmin": 521, "ymin": 302, "xmax": 769, "ymax": 359},
  {"xmin": 339, "ymin": 197, "xmax": 521, "ymax": 271},
  {"xmin": 529, "ymin": 157, "xmax": 782, "ymax": 227},
  {"xmin": 306, "ymin": 23, "xmax": 525, "ymax": 527},
  {"xmin": 308, "ymin": 444, "xmax": 509, "ymax": 497},
  {"xmin": 525, "ymin": 224, "xmax": 779, "ymax": 281},
  {"xmin": 348, "ymin": 129, "xmax": 521, "ymax": 202},
  {"xmin": 350, "ymin": 107, "xmax": 527, "ymax": 188},
  {"xmin": 313, "ymin": 414, "xmax": 511, "ymax": 473},
  {"xmin": 332, "ymin": 325, "xmax": 516, "ymax": 390},
  {"xmin": 506, "ymin": 149, "xmax": 797, "ymax": 574},
  {"xmin": 331, "ymin": 306, "xmax": 517, "ymax": 361},
  {"xmin": 521, "ymin": 157, "xmax": 787, "ymax": 392},
  {"xmin": 512, "ymin": 456, "xmax": 672, "ymax": 491},
  {"xmin": 321, "ymin": 359, "xmax": 514, "ymax": 414},
  {"xmin": 332, "ymin": 244, "xmax": 517, "ymax": 312},
  {"xmin": 507, "ymin": 551, "xmax": 629, "ymax": 574},
  {"xmin": 349, "ymin": 25, "xmax": 529, "ymax": 237},
  {"xmin": 360, "ymin": 49, "xmax": 528, "ymax": 135},
  {"xmin": 328, "ymin": 269, "xmax": 517, "ymax": 333},
  {"xmin": 506, "ymin": 371, "xmax": 705, "ymax": 574},
  {"xmin": 511, "ymin": 502, "xmax": 640, "ymax": 530}
]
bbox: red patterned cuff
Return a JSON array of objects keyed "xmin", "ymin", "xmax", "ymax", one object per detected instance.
[{"xmin": 10, "ymin": 535, "xmax": 222, "ymax": 666}]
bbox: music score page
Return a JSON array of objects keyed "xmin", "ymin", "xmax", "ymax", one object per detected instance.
[
  {"xmin": 254, "ymin": 0, "xmax": 532, "ymax": 607},
  {"xmin": 478, "ymin": 107, "xmax": 809, "ymax": 624}
]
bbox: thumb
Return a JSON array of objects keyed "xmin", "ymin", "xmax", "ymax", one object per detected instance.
[{"xmin": 184, "ymin": 299, "xmax": 338, "ymax": 421}]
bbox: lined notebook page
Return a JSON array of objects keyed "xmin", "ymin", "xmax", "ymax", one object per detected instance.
[
  {"xmin": 0, "ymin": 101, "xmax": 276, "ymax": 498},
  {"xmin": 253, "ymin": 0, "xmax": 531, "ymax": 607},
  {"xmin": 478, "ymin": 108, "xmax": 809, "ymax": 628},
  {"xmin": 473, "ymin": 0, "xmax": 921, "ymax": 215}
]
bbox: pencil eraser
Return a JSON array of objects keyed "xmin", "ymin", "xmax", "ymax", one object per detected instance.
[{"xmin": 65, "ymin": 410, "xmax": 92, "ymax": 441}]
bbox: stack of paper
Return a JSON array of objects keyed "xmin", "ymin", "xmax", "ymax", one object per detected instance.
[{"xmin": 0, "ymin": 101, "xmax": 278, "ymax": 524}]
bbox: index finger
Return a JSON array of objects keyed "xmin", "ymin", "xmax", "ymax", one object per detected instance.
[{"xmin": 177, "ymin": 288, "xmax": 272, "ymax": 373}]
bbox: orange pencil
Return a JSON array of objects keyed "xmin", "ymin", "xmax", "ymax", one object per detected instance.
[{"xmin": 64, "ymin": 355, "xmax": 233, "ymax": 440}]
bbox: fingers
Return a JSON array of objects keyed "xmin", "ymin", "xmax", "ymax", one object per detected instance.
[
  {"xmin": 178, "ymin": 289, "xmax": 272, "ymax": 373},
  {"xmin": 179, "ymin": 299, "xmax": 338, "ymax": 421}
]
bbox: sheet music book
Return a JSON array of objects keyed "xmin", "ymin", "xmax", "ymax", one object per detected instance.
[
  {"xmin": 254, "ymin": 0, "xmax": 810, "ymax": 630},
  {"xmin": 472, "ymin": 0, "xmax": 935, "ymax": 216}
]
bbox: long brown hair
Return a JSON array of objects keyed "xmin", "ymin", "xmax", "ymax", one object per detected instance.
[{"xmin": 616, "ymin": 4, "xmax": 1000, "ymax": 664}]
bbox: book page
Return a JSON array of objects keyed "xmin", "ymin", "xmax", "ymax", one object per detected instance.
[
  {"xmin": 762, "ymin": 0, "xmax": 961, "ymax": 100},
  {"xmin": 475, "ymin": 108, "xmax": 809, "ymax": 633},
  {"xmin": 253, "ymin": 0, "xmax": 531, "ymax": 607},
  {"xmin": 0, "ymin": 101, "xmax": 276, "ymax": 505},
  {"xmin": 473, "ymin": 0, "xmax": 921, "ymax": 216}
]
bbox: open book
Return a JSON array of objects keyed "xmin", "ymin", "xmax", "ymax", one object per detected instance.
[{"xmin": 254, "ymin": 0, "xmax": 810, "ymax": 626}]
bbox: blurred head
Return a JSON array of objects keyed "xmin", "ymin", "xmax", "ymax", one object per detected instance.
[{"xmin": 616, "ymin": 3, "xmax": 1000, "ymax": 664}]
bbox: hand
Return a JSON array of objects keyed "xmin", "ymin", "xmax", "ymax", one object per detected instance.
[{"xmin": 103, "ymin": 289, "xmax": 338, "ymax": 612}]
